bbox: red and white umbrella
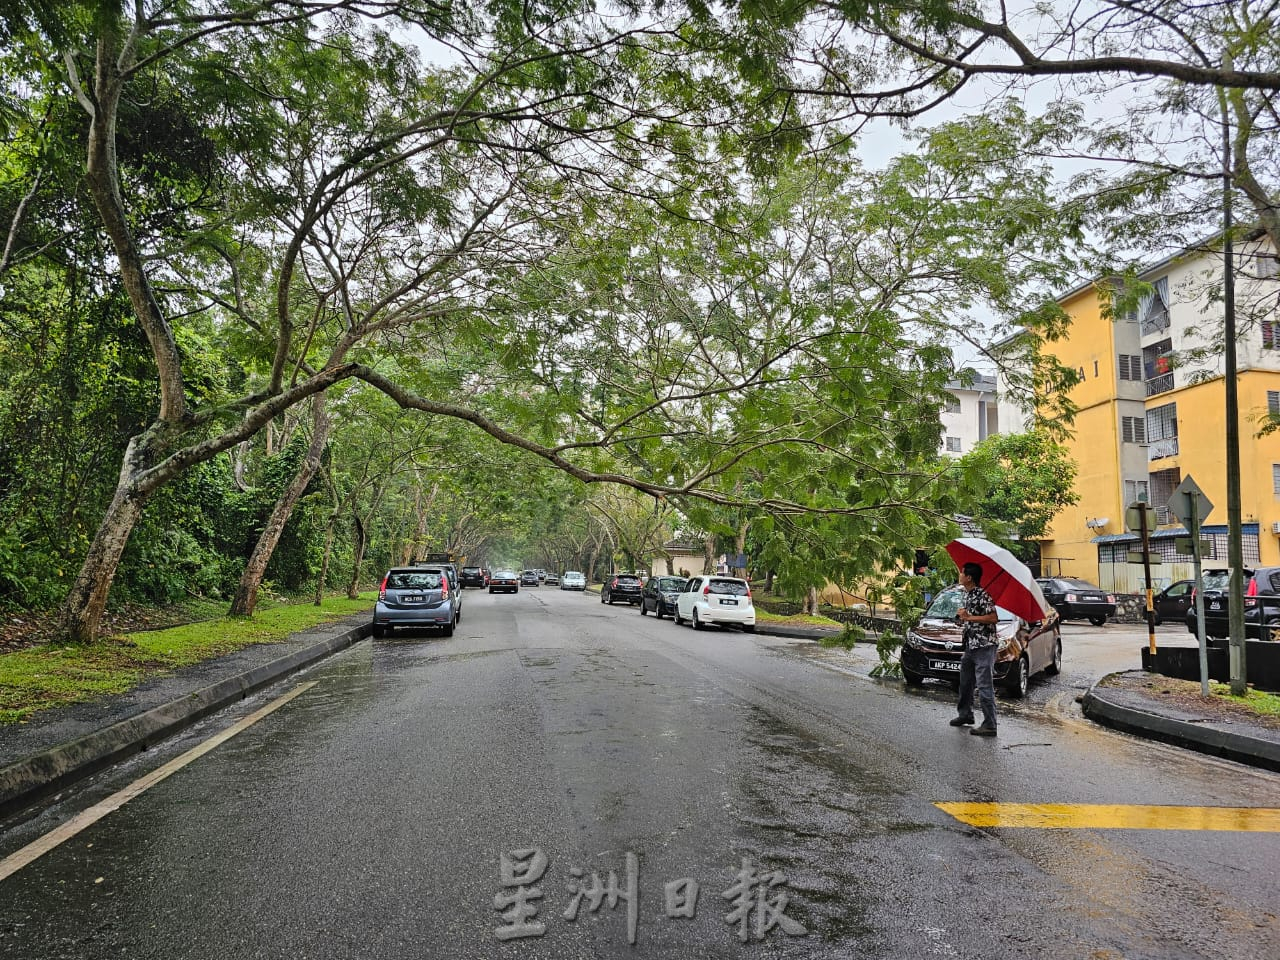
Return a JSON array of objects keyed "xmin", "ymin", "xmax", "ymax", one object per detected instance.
[{"xmin": 944, "ymin": 537, "xmax": 1051, "ymax": 623}]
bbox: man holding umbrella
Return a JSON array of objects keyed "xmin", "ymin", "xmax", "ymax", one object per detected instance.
[{"xmin": 952, "ymin": 562, "xmax": 1000, "ymax": 737}]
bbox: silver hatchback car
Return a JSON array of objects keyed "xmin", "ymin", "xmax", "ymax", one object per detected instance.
[{"xmin": 373, "ymin": 566, "xmax": 460, "ymax": 638}]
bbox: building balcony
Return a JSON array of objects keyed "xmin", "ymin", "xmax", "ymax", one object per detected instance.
[
  {"xmin": 1141, "ymin": 315, "xmax": 1171, "ymax": 338},
  {"xmin": 1148, "ymin": 437, "xmax": 1179, "ymax": 461},
  {"xmin": 1145, "ymin": 373, "xmax": 1174, "ymax": 397}
]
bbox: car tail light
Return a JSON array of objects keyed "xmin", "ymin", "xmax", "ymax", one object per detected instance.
[
  {"xmin": 440, "ymin": 576, "xmax": 449, "ymax": 599},
  {"xmin": 611, "ymin": 578, "xmax": 619, "ymax": 589},
  {"xmin": 703, "ymin": 584, "xmax": 710, "ymax": 596},
  {"xmin": 1190, "ymin": 587, "xmax": 1196, "ymax": 603},
  {"xmin": 746, "ymin": 586, "xmax": 752, "ymax": 598},
  {"xmin": 1066, "ymin": 593, "xmax": 1078, "ymax": 602},
  {"xmin": 379, "ymin": 576, "xmax": 388, "ymax": 600},
  {"xmin": 1247, "ymin": 577, "xmax": 1258, "ymax": 597},
  {"xmin": 1245, "ymin": 596, "xmax": 1258, "ymax": 609},
  {"xmin": 1106, "ymin": 595, "xmax": 1115, "ymax": 603}
]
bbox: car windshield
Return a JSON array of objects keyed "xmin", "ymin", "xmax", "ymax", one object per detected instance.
[
  {"xmin": 615, "ymin": 576, "xmax": 640, "ymax": 584},
  {"xmin": 655, "ymin": 577, "xmax": 685, "ymax": 591},
  {"xmin": 1060, "ymin": 578, "xmax": 1101, "ymax": 590},
  {"xmin": 462, "ymin": 567, "xmax": 480, "ymax": 574},
  {"xmin": 924, "ymin": 586, "xmax": 1015, "ymax": 622},
  {"xmin": 707, "ymin": 579, "xmax": 749, "ymax": 596},
  {"xmin": 1201, "ymin": 570, "xmax": 1234, "ymax": 591},
  {"xmin": 386, "ymin": 571, "xmax": 442, "ymax": 590}
]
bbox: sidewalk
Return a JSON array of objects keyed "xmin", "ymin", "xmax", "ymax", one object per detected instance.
[{"xmin": 3, "ymin": 615, "xmax": 1277, "ymax": 821}]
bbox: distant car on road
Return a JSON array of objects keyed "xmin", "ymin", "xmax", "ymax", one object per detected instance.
[
  {"xmin": 601, "ymin": 574, "xmax": 644, "ymax": 605},
  {"xmin": 1036, "ymin": 577, "xmax": 1116, "ymax": 626},
  {"xmin": 673, "ymin": 575, "xmax": 755, "ymax": 632},
  {"xmin": 460, "ymin": 566, "xmax": 486, "ymax": 588},
  {"xmin": 489, "ymin": 569, "xmax": 519, "ymax": 594},
  {"xmin": 544, "ymin": 572, "xmax": 560, "ymax": 586},
  {"xmin": 900, "ymin": 585, "xmax": 1061, "ymax": 698},
  {"xmin": 560, "ymin": 571, "xmax": 587, "ymax": 590},
  {"xmin": 640, "ymin": 576, "xmax": 686, "ymax": 619},
  {"xmin": 520, "ymin": 570, "xmax": 540, "ymax": 586},
  {"xmin": 373, "ymin": 566, "xmax": 460, "ymax": 638}
]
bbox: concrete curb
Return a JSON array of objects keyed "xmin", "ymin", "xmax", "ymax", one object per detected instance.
[
  {"xmin": 0, "ymin": 620, "xmax": 370, "ymax": 818},
  {"xmin": 1081, "ymin": 680, "xmax": 1280, "ymax": 773}
]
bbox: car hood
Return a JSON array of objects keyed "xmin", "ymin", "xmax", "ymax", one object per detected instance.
[{"xmin": 914, "ymin": 617, "xmax": 1019, "ymax": 643}]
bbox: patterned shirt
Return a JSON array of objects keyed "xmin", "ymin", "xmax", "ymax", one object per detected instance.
[{"xmin": 962, "ymin": 585, "xmax": 997, "ymax": 649}]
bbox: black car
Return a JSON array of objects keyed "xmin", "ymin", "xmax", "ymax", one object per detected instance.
[
  {"xmin": 1185, "ymin": 567, "xmax": 1280, "ymax": 642},
  {"xmin": 489, "ymin": 569, "xmax": 519, "ymax": 594},
  {"xmin": 639, "ymin": 576, "xmax": 686, "ymax": 618},
  {"xmin": 601, "ymin": 574, "xmax": 644, "ymax": 605},
  {"xmin": 520, "ymin": 569, "xmax": 539, "ymax": 586},
  {"xmin": 1153, "ymin": 579, "xmax": 1194, "ymax": 625},
  {"xmin": 1036, "ymin": 577, "xmax": 1116, "ymax": 626},
  {"xmin": 460, "ymin": 566, "xmax": 486, "ymax": 588}
]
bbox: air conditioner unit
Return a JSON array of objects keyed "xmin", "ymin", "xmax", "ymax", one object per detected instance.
[{"xmin": 1271, "ymin": 521, "xmax": 1280, "ymax": 535}]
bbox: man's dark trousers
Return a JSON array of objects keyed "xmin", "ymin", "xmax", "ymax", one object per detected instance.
[{"xmin": 957, "ymin": 645, "xmax": 997, "ymax": 729}]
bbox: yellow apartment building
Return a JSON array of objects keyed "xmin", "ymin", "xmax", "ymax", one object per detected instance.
[{"xmin": 997, "ymin": 237, "xmax": 1280, "ymax": 592}]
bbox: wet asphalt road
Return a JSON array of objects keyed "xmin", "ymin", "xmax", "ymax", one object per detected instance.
[{"xmin": 1, "ymin": 590, "xmax": 1278, "ymax": 959}]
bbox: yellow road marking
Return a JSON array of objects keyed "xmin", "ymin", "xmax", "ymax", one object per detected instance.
[
  {"xmin": 936, "ymin": 802, "xmax": 1280, "ymax": 832},
  {"xmin": 0, "ymin": 681, "xmax": 317, "ymax": 883}
]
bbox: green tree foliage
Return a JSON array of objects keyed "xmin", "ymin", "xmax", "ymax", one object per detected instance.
[{"xmin": 959, "ymin": 431, "xmax": 1081, "ymax": 542}]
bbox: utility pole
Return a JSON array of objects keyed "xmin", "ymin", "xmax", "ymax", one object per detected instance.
[
  {"xmin": 1139, "ymin": 507, "xmax": 1157, "ymax": 657},
  {"xmin": 1220, "ymin": 71, "xmax": 1247, "ymax": 696}
]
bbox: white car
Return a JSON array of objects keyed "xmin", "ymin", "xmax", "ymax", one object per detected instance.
[
  {"xmin": 673, "ymin": 576, "xmax": 755, "ymax": 632},
  {"xmin": 560, "ymin": 571, "xmax": 587, "ymax": 590}
]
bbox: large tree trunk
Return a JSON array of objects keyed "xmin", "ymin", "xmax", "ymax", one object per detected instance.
[
  {"xmin": 347, "ymin": 515, "xmax": 368, "ymax": 599},
  {"xmin": 733, "ymin": 519, "xmax": 749, "ymax": 580},
  {"xmin": 314, "ymin": 513, "xmax": 338, "ymax": 606},
  {"xmin": 805, "ymin": 586, "xmax": 819, "ymax": 617},
  {"xmin": 229, "ymin": 397, "xmax": 330, "ymax": 617}
]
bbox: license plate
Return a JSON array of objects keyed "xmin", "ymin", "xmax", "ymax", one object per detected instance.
[
  {"xmin": 929, "ymin": 659, "xmax": 961, "ymax": 672},
  {"xmin": 1210, "ymin": 601, "xmax": 1221, "ymax": 610},
  {"xmin": 404, "ymin": 595, "xmax": 424, "ymax": 603},
  {"xmin": 720, "ymin": 598, "xmax": 738, "ymax": 605}
]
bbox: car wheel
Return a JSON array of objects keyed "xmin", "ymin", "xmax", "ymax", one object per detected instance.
[
  {"xmin": 489, "ymin": 587, "xmax": 495, "ymax": 594},
  {"xmin": 1088, "ymin": 615, "xmax": 1107, "ymax": 626},
  {"xmin": 655, "ymin": 607, "xmax": 664, "ymax": 619},
  {"xmin": 742, "ymin": 624, "xmax": 755, "ymax": 633},
  {"xmin": 692, "ymin": 610, "xmax": 704, "ymax": 631},
  {"xmin": 903, "ymin": 668, "xmax": 924, "ymax": 687},
  {"xmin": 372, "ymin": 623, "xmax": 385, "ymax": 638},
  {"xmin": 1152, "ymin": 613, "xmax": 1163, "ymax": 626},
  {"xmin": 442, "ymin": 621, "xmax": 454, "ymax": 638},
  {"xmin": 639, "ymin": 601, "xmax": 647, "ymax": 616},
  {"xmin": 1005, "ymin": 655, "xmax": 1029, "ymax": 698},
  {"xmin": 1046, "ymin": 638, "xmax": 1063, "ymax": 675},
  {"xmin": 674, "ymin": 608, "xmax": 684, "ymax": 625}
]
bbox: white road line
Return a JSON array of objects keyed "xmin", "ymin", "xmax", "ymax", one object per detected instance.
[{"xmin": 0, "ymin": 681, "xmax": 317, "ymax": 883}]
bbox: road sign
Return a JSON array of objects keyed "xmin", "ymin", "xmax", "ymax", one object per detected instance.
[
  {"xmin": 1125, "ymin": 502, "xmax": 1157, "ymax": 536},
  {"xmin": 1175, "ymin": 538, "xmax": 1212, "ymax": 556},
  {"xmin": 1167, "ymin": 475, "xmax": 1214, "ymax": 529}
]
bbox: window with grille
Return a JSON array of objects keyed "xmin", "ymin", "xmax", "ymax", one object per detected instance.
[
  {"xmin": 1118, "ymin": 355, "xmax": 1142, "ymax": 380},
  {"xmin": 1146, "ymin": 403, "xmax": 1177, "ymax": 441},
  {"xmin": 1150, "ymin": 468, "xmax": 1180, "ymax": 522},
  {"xmin": 1143, "ymin": 339, "xmax": 1173, "ymax": 379},
  {"xmin": 1264, "ymin": 320, "xmax": 1276, "ymax": 350},
  {"xmin": 1258, "ymin": 253, "xmax": 1279, "ymax": 279},
  {"xmin": 944, "ymin": 397, "xmax": 961, "ymax": 413},
  {"xmin": 945, "ymin": 436, "xmax": 961, "ymax": 452},
  {"xmin": 1274, "ymin": 464, "xmax": 1280, "ymax": 495},
  {"xmin": 1269, "ymin": 391, "xmax": 1280, "ymax": 415},
  {"xmin": 1124, "ymin": 479, "xmax": 1150, "ymax": 505},
  {"xmin": 1122, "ymin": 416, "xmax": 1146, "ymax": 443}
]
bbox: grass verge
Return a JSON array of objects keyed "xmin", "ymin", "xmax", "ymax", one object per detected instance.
[
  {"xmin": 754, "ymin": 609, "xmax": 843, "ymax": 628},
  {"xmin": 0, "ymin": 595, "xmax": 374, "ymax": 725}
]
